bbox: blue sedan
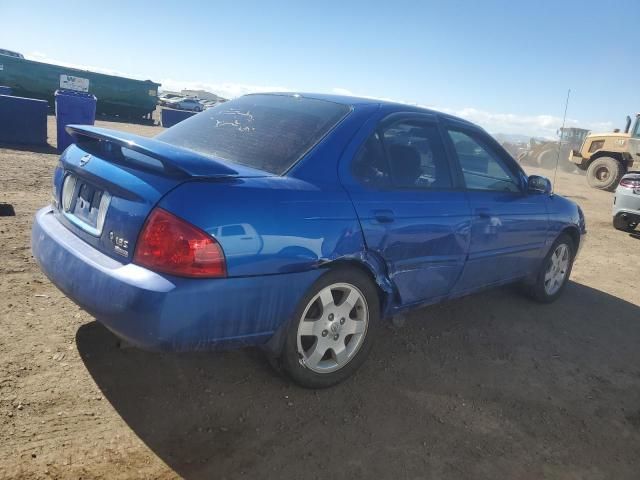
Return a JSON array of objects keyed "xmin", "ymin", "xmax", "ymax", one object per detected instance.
[{"xmin": 32, "ymin": 93, "xmax": 586, "ymax": 387}]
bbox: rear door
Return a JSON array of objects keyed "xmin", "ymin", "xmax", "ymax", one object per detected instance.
[
  {"xmin": 442, "ymin": 122, "xmax": 549, "ymax": 293},
  {"xmin": 341, "ymin": 113, "xmax": 471, "ymax": 306}
]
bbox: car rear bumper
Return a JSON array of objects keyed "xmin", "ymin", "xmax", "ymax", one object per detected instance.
[
  {"xmin": 32, "ymin": 206, "xmax": 322, "ymax": 351},
  {"xmin": 613, "ymin": 190, "xmax": 640, "ymax": 214}
]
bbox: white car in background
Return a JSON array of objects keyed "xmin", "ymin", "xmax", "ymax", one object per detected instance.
[
  {"xmin": 613, "ymin": 172, "xmax": 640, "ymax": 232},
  {"xmin": 158, "ymin": 93, "xmax": 183, "ymax": 106},
  {"xmin": 167, "ymin": 97, "xmax": 203, "ymax": 112}
]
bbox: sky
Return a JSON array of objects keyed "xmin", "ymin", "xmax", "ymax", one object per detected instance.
[{"xmin": 2, "ymin": 0, "xmax": 638, "ymax": 138}]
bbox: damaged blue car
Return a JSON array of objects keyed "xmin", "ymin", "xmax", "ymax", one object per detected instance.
[{"xmin": 32, "ymin": 93, "xmax": 586, "ymax": 387}]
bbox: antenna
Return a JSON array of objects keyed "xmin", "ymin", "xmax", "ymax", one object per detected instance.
[{"xmin": 552, "ymin": 89, "xmax": 571, "ymax": 194}]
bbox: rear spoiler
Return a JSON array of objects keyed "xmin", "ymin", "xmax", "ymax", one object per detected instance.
[{"xmin": 65, "ymin": 125, "xmax": 262, "ymax": 178}]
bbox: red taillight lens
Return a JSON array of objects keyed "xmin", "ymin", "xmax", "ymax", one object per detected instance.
[
  {"xmin": 620, "ymin": 178, "xmax": 640, "ymax": 189},
  {"xmin": 134, "ymin": 208, "xmax": 226, "ymax": 278}
]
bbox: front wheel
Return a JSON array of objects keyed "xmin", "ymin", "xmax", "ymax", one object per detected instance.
[
  {"xmin": 280, "ymin": 268, "xmax": 379, "ymax": 388},
  {"xmin": 586, "ymin": 157, "xmax": 623, "ymax": 191},
  {"xmin": 526, "ymin": 234, "xmax": 575, "ymax": 303}
]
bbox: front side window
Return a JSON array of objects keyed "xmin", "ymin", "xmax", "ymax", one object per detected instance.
[
  {"xmin": 352, "ymin": 120, "xmax": 452, "ymax": 189},
  {"xmin": 447, "ymin": 129, "xmax": 520, "ymax": 192}
]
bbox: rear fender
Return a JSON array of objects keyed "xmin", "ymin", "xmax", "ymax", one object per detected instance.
[
  {"xmin": 262, "ymin": 250, "xmax": 397, "ymax": 358},
  {"xmin": 321, "ymin": 250, "xmax": 397, "ymax": 315}
]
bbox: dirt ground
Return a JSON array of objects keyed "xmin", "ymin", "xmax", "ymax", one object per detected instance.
[{"xmin": 1, "ymin": 117, "xmax": 639, "ymax": 480}]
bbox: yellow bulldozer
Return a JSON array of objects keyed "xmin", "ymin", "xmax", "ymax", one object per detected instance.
[
  {"xmin": 516, "ymin": 127, "xmax": 590, "ymax": 171},
  {"xmin": 569, "ymin": 114, "xmax": 640, "ymax": 191}
]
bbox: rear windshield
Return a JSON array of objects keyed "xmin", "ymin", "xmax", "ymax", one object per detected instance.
[{"xmin": 156, "ymin": 94, "xmax": 350, "ymax": 174}]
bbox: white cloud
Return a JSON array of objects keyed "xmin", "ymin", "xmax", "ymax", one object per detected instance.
[
  {"xmin": 331, "ymin": 87, "xmax": 403, "ymax": 105},
  {"xmin": 23, "ymin": 51, "xmax": 612, "ymax": 138},
  {"xmin": 159, "ymin": 78, "xmax": 292, "ymax": 100},
  {"xmin": 331, "ymin": 87, "xmax": 355, "ymax": 96},
  {"xmin": 331, "ymin": 87, "xmax": 613, "ymax": 139},
  {"xmin": 434, "ymin": 106, "xmax": 613, "ymax": 139}
]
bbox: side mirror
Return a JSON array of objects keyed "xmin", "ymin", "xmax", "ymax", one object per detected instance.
[{"xmin": 528, "ymin": 175, "xmax": 552, "ymax": 194}]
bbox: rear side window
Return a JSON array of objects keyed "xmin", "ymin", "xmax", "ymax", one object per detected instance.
[
  {"xmin": 352, "ymin": 120, "xmax": 453, "ymax": 189},
  {"xmin": 351, "ymin": 132, "xmax": 391, "ymax": 187},
  {"xmin": 157, "ymin": 94, "xmax": 350, "ymax": 174}
]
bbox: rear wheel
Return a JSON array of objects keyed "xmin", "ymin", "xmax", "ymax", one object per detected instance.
[
  {"xmin": 526, "ymin": 234, "xmax": 575, "ymax": 303},
  {"xmin": 586, "ymin": 156, "xmax": 623, "ymax": 191},
  {"xmin": 613, "ymin": 214, "xmax": 638, "ymax": 232},
  {"xmin": 280, "ymin": 268, "xmax": 379, "ymax": 388}
]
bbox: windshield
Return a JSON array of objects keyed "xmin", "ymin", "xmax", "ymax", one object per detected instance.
[
  {"xmin": 634, "ymin": 117, "xmax": 640, "ymax": 138},
  {"xmin": 156, "ymin": 94, "xmax": 350, "ymax": 174}
]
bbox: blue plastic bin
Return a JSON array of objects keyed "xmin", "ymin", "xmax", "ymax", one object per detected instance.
[
  {"xmin": 55, "ymin": 89, "xmax": 97, "ymax": 152},
  {"xmin": 161, "ymin": 107, "xmax": 197, "ymax": 128},
  {"xmin": 0, "ymin": 86, "xmax": 12, "ymax": 96},
  {"xmin": 0, "ymin": 95, "xmax": 48, "ymax": 145}
]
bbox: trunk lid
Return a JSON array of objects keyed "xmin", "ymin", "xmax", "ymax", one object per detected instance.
[{"xmin": 53, "ymin": 125, "xmax": 270, "ymax": 263}]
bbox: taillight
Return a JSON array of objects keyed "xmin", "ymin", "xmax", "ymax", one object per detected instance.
[
  {"xmin": 134, "ymin": 208, "xmax": 226, "ymax": 278},
  {"xmin": 619, "ymin": 177, "xmax": 640, "ymax": 189}
]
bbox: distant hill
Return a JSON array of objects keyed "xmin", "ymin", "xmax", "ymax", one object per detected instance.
[
  {"xmin": 492, "ymin": 133, "xmax": 552, "ymax": 144},
  {"xmin": 493, "ymin": 133, "xmax": 532, "ymax": 144}
]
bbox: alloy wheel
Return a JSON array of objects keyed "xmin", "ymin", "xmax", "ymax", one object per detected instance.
[
  {"xmin": 296, "ymin": 282, "xmax": 368, "ymax": 373},
  {"xmin": 544, "ymin": 244, "xmax": 570, "ymax": 295}
]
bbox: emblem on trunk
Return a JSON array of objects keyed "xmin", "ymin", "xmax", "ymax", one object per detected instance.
[
  {"xmin": 109, "ymin": 231, "xmax": 129, "ymax": 257},
  {"xmin": 79, "ymin": 154, "xmax": 92, "ymax": 166}
]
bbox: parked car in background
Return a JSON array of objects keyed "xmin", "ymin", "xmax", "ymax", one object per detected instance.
[
  {"xmin": 166, "ymin": 97, "xmax": 203, "ymax": 112},
  {"xmin": 32, "ymin": 93, "xmax": 586, "ymax": 388},
  {"xmin": 613, "ymin": 172, "xmax": 640, "ymax": 232},
  {"xmin": 158, "ymin": 93, "xmax": 183, "ymax": 106}
]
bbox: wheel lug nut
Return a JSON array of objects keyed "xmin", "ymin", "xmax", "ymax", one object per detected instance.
[
  {"xmin": 333, "ymin": 334, "xmax": 339, "ymax": 340},
  {"xmin": 328, "ymin": 313, "xmax": 334, "ymax": 320},
  {"xmin": 322, "ymin": 330, "xmax": 328, "ymax": 337},
  {"xmin": 340, "ymin": 318, "xmax": 345, "ymax": 325}
]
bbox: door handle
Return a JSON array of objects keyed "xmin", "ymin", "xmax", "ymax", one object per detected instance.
[{"xmin": 374, "ymin": 209, "xmax": 395, "ymax": 223}]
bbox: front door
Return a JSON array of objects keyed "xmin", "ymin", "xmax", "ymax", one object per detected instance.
[
  {"xmin": 443, "ymin": 124, "xmax": 549, "ymax": 294},
  {"xmin": 341, "ymin": 113, "xmax": 471, "ymax": 306}
]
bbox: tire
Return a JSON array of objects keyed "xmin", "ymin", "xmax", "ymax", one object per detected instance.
[
  {"xmin": 536, "ymin": 148, "xmax": 557, "ymax": 169},
  {"xmin": 586, "ymin": 157, "xmax": 623, "ymax": 191},
  {"xmin": 280, "ymin": 268, "xmax": 380, "ymax": 388},
  {"xmin": 526, "ymin": 233, "xmax": 575, "ymax": 303},
  {"xmin": 613, "ymin": 214, "xmax": 638, "ymax": 232},
  {"xmin": 0, "ymin": 203, "xmax": 15, "ymax": 216}
]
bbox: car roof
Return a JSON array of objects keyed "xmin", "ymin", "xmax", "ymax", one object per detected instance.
[{"xmin": 246, "ymin": 92, "xmax": 477, "ymax": 128}]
